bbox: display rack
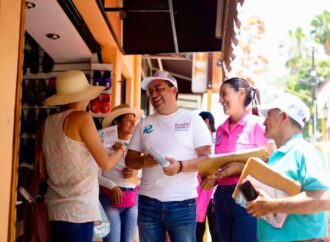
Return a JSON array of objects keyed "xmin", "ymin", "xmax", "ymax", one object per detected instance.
[{"xmin": 89, "ymin": 63, "xmax": 113, "ymax": 118}]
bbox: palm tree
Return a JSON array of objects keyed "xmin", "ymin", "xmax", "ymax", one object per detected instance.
[{"xmin": 311, "ymin": 10, "xmax": 330, "ymax": 55}]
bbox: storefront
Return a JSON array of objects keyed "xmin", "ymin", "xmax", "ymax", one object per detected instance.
[{"xmin": 0, "ymin": 1, "xmax": 242, "ymax": 241}]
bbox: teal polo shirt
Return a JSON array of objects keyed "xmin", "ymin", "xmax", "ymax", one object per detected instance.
[{"xmin": 257, "ymin": 134, "xmax": 330, "ymax": 242}]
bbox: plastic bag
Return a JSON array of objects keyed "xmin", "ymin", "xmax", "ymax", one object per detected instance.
[{"xmin": 93, "ymin": 201, "xmax": 110, "ymax": 238}]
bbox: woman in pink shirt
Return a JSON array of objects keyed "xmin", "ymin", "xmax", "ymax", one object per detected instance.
[{"xmin": 202, "ymin": 77, "xmax": 274, "ymax": 242}]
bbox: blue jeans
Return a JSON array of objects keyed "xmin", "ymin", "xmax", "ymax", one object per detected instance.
[
  {"xmin": 138, "ymin": 195, "xmax": 196, "ymax": 242},
  {"xmin": 214, "ymin": 185, "xmax": 258, "ymax": 242},
  {"xmin": 100, "ymin": 191, "xmax": 138, "ymax": 242},
  {"xmin": 49, "ymin": 220, "xmax": 94, "ymax": 242}
]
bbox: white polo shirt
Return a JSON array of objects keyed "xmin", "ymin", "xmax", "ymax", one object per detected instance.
[{"xmin": 129, "ymin": 108, "xmax": 212, "ymax": 202}]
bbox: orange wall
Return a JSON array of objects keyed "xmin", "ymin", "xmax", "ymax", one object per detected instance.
[{"xmin": 0, "ymin": 0, "xmax": 22, "ymax": 241}]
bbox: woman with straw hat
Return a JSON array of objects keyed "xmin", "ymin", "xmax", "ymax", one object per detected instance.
[
  {"xmin": 43, "ymin": 70, "xmax": 126, "ymax": 242},
  {"xmin": 99, "ymin": 104, "xmax": 144, "ymax": 242}
]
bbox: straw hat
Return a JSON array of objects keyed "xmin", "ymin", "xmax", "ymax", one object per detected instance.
[
  {"xmin": 102, "ymin": 104, "xmax": 144, "ymax": 128},
  {"xmin": 45, "ymin": 70, "xmax": 105, "ymax": 106}
]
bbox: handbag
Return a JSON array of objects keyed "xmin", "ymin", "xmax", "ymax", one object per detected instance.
[
  {"xmin": 21, "ymin": 121, "xmax": 50, "ymax": 242},
  {"xmin": 196, "ymin": 182, "xmax": 214, "ymax": 222},
  {"xmin": 100, "ymin": 186, "xmax": 138, "ymax": 208}
]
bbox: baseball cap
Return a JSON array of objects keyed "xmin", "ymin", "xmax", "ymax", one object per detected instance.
[
  {"xmin": 141, "ymin": 71, "xmax": 178, "ymax": 90},
  {"xmin": 259, "ymin": 93, "xmax": 310, "ymax": 128}
]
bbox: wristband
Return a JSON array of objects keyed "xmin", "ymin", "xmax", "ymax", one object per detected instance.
[{"xmin": 177, "ymin": 160, "xmax": 183, "ymax": 173}]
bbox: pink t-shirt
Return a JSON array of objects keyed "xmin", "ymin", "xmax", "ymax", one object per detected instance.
[{"xmin": 215, "ymin": 112, "xmax": 270, "ymax": 186}]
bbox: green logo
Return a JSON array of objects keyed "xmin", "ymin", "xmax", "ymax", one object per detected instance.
[{"xmin": 143, "ymin": 125, "xmax": 153, "ymax": 134}]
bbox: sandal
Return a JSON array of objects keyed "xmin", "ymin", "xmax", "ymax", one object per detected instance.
[
  {"xmin": 91, "ymin": 96, "xmax": 101, "ymax": 113},
  {"xmin": 93, "ymin": 70, "xmax": 102, "ymax": 86},
  {"xmin": 103, "ymin": 71, "xmax": 112, "ymax": 90},
  {"xmin": 36, "ymin": 79, "xmax": 47, "ymax": 106},
  {"xmin": 26, "ymin": 80, "xmax": 36, "ymax": 107},
  {"xmin": 25, "ymin": 109, "xmax": 37, "ymax": 135},
  {"xmin": 101, "ymin": 94, "xmax": 111, "ymax": 114}
]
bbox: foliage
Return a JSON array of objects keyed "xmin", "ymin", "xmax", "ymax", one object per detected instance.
[
  {"xmin": 231, "ymin": 16, "xmax": 269, "ymax": 84},
  {"xmin": 310, "ymin": 10, "xmax": 330, "ymax": 55},
  {"xmin": 281, "ymin": 11, "xmax": 330, "ymax": 139},
  {"xmin": 283, "ymin": 27, "xmax": 310, "ymax": 74},
  {"xmin": 282, "ymin": 11, "xmax": 330, "ymax": 98}
]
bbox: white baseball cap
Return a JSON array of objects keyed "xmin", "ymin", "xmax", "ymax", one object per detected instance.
[
  {"xmin": 259, "ymin": 93, "xmax": 311, "ymax": 128},
  {"xmin": 141, "ymin": 71, "xmax": 178, "ymax": 90}
]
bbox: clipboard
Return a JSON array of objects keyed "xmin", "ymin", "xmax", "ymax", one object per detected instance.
[
  {"xmin": 197, "ymin": 148, "xmax": 269, "ymax": 177},
  {"xmin": 232, "ymin": 157, "xmax": 301, "ymax": 200}
]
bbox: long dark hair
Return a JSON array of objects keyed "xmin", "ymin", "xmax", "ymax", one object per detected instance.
[{"xmin": 222, "ymin": 77, "xmax": 260, "ymax": 115}]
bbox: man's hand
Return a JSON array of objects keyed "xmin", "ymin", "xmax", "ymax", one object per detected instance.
[
  {"xmin": 142, "ymin": 154, "xmax": 158, "ymax": 168},
  {"xmin": 218, "ymin": 162, "xmax": 245, "ymax": 179},
  {"xmin": 163, "ymin": 157, "xmax": 180, "ymax": 176},
  {"xmin": 246, "ymin": 189, "xmax": 275, "ymax": 217},
  {"xmin": 201, "ymin": 172, "xmax": 219, "ymax": 190},
  {"xmin": 122, "ymin": 167, "xmax": 137, "ymax": 179},
  {"xmin": 109, "ymin": 186, "xmax": 123, "ymax": 204}
]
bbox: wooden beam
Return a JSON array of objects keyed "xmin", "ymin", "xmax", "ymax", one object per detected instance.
[
  {"xmin": 0, "ymin": 1, "xmax": 23, "ymax": 241},
  {"xmin": 134, "ymin": 55, "xmax": 142, "ymax": 108}
]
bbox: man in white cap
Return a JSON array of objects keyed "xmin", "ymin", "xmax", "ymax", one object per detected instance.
[
  {"xmin": 126, "ymin": 70, "xmax": 212, "ymax": 242},
  {"xmin": 246, "ymin": 93, "xmax": 330, "ymax": 242}
]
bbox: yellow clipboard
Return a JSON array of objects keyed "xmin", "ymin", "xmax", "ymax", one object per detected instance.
[
  {"xmin": 197, "ymin": 148, "xmax": 269, "ymax": 177},
  {"xmin": 232, "ymin": 157, "xmax": 301, "ymax": 200}
]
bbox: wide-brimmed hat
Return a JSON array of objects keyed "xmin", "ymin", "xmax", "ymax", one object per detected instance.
[
  {"xmin": 141, "ymin": 70, "xmax": 178, "ymax": 90},
  {"xmin": 259, "ymin": 93, "xmax": 310, "ymax": 128},
  {"xmin": 45, "ymin": 70, "xmax": 105, "ymax": 106},
  {"xmin": 102, "ymin": 104, "xmax": 144, "ymax": 128}
]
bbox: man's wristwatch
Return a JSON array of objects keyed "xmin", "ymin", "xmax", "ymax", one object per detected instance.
[{"xmin": 177, "ymin": 160, "xmax": 183, "ymax": 173}]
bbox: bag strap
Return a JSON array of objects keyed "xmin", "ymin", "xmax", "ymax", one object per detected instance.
[
  {"xmin": 37, "ymin": 120, "xmax": 47, "ymax": 182},
  {"xmin": 29, "ymin": 120, "xmax": 47, "ymax": 198}
]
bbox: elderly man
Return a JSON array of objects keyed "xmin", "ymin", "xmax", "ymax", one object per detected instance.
[
  {"xmin": 125, "ymin": 71, "xmax": 212, "ymax": 242},
  {"xmin": 246, "ymin": 93, "xmax": 330, "ymax": 242}
]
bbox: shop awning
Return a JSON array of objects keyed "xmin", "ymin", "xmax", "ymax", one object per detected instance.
[
  {"xmin": 25, "ymin": 0, "xmax": 244, "ymax": 86},
  {"xmin": 104, "ymin": 0, "xmax": 244, "ymax": 71}
]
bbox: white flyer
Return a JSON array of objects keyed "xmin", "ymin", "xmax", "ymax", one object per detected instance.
[{"xmin": 98, "ymin": 125, "xmax": 118, "ymax": 148}]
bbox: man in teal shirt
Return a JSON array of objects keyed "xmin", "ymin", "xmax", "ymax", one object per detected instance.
[{"xmin": 246, "ymin": 93, "xmax": 330, "ymax": 242}]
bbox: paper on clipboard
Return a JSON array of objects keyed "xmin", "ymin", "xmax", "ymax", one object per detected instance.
[
  {"xmin": 236, "ymin": 175, "xmax": 290, "ymax": 228},
  {"xmin": 232, "ymin": 157, "xmax": 301, "ymax": 200},
  {"xmin": 98, "ymin": 125, "xmax": 118, "ymax": 148},
  {"xmin": 233, "ymin": 158, "xmax": 301, "ymax": 228},
  {"xmin": 197, "ymin": 148, "xmax": 269, "ymax": 177}
]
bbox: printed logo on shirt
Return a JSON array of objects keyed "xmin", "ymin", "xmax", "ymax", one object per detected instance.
[
  {"xmin": 174, "ymin": 122, "xmax": 190, "ymax": 131},
  {"xmin": 143, "ymin": 125, "xmax": 153, "ymax": 134}
]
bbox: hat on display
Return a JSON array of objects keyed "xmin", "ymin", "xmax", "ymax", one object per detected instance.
[
  {"xmin": 259, "ymin": 93, "xmax": 310, "ymax": 128},
  {"xmin": 102, "ymin": 104, "xmax": 144, "ymax": 128},
  {"xmin": 141, "ymin": 70, "xmax": 178, "ymax": 90},
  {"xmin": 45, "ymin": 70, "xmax": 105, "ymax": 106}
]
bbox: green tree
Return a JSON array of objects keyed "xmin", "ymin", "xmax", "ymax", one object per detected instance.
[
  {"xmin": 311, "ymin": 10, "xmax": 330, "ymax": 55},
  {"xmin": 283, "ymin": 12, "xmax": 330, "ymax": 103},
  {"xmin": 284, "ymin": 27, "xmax": 310, "ymax": 75},
  {"xmin": 281, "ymin": 12, "xmax": 330, "ymax": 139}
]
